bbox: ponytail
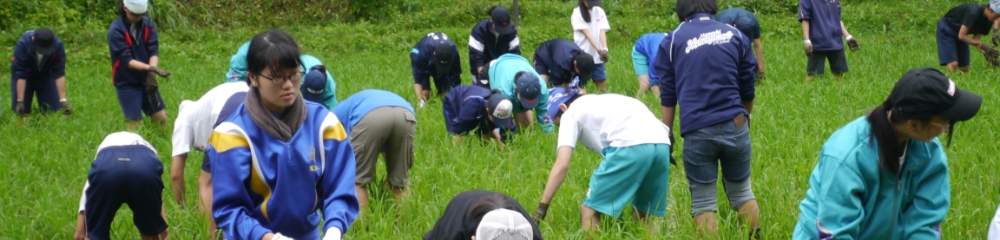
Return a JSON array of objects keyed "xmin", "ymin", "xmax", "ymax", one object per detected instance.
[
  {"xmin": 866, "ymin": 99, "xmax": 903, "ymax": 176},
  {"xmin": 578, "ymin": 0, "xmax": 592, "ymax": 23}
]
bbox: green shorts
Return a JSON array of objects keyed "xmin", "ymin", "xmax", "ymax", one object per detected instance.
[{"xmin": 583, "ymin": 143, "xmax": 672, "ymax": 218}]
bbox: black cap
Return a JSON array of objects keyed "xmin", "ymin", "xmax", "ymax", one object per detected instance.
[
  {"xmin": 33, "ymin": 28, "xmax": 55, "ymax": 56},
  {"xmin": 676, "ymin": 0, "xmax": 718, "ymax": 22},
  {"xmin": 890, "ymin": 67, "xmax": 982, "ymax": 121},
  {"xmin": 586, "ymin": 0, "xmax": 602, "ymax": 7},
  {"xmin": 433, "ymin": 42, "xmax": 455, "ymax": 77},
  {"xmin": 574, "ymin": 53, "xmax": 595, "ymax": 85},
  {"xmin": 490, "ymin": 6, "xmax": 514, "ymax": 35}
]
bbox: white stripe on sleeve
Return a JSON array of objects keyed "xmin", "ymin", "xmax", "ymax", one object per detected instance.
[
  {"xmin": 469, "ymin": 35, "xmax": 485, "ymax": 52},
  {"xmin": 509, "ymin": 36, "xmax": 520, "ymax": 50},
  {"xmin": 79, "ymin": 181, "xmax": 90, "ymax": 213}
]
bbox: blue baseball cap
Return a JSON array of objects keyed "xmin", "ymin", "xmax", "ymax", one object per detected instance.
[
  {"xmin": 546, "ymin": 84, "xmax": 582, "ymax": 121},
  {"xmin": 515, "ymin": 72, "xmax": 541, "ymax": 109},
  {"xmin": 302, "ymin": 69, "xmax": 326, "ymax": 103}
]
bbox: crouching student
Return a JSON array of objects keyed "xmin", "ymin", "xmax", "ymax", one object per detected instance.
[
  {"xmin": 442, "ymin": 85, "xmax": 515, "ymax": 148},
  {"xmin": 424, "ymin": 190, "xmax": 542, "ymax": 240}
]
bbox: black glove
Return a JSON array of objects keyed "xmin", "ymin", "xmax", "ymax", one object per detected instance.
[
  {"xmin": 846, "ymin": 36, "xmax": 860, "ymax": 52},
  {"xmin": 60, "ymin": 101, "xmax": 71, "ymax": 115},
  {"xmin": 599, "ymin": 49, "xmax": 609, "ymax": 63},
  {"xmin": 146, "ymin": 72, "xmax": 160, "ymax": 94},
  {"xmin": 755, "ymin": 71, "xmax": 765, "ymax": 85},
  {"xmin": 532, "ymin": 202, "xmax": 550, "ymax": 222},
  {"xmin": 147, "ymin": 66, "xmax": 171, "ymax": 77},
  {"xmin": 14, "ymin": 100, "xmax": 27, "ymax": 115},
  {"xmin": 668, "ymin": 135, "xmax": 678, "ymax": 166}
]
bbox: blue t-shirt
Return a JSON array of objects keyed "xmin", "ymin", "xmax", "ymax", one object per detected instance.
[
  {"xmin": 332, "ymin": 90, "xmax": 414, "ymax": 136},
  {"xmin": 634, "ymin": 33, "xmax": 669, "ymax": 83},
  {"xmin": 798, "ymin": 0, "xmax": 844, "ymax": 51},
  {"xmin": 717, "ymin": 8, "xmax": 761, "ymax": 39}
]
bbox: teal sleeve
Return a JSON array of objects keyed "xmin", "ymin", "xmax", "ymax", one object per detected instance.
[
  {"xmin": 226, "ymin": 42, "xmax": 250, "ymax": 82},
  {"xmin": 323, "ymin": 71, "xmax": 338, "ymax": 109},
  {"xmin": 536, "ymin": 89, "xmax": 553, "ymax": 133},
  {"xmin": 814, "ymin": 156, "xmax": 864, "ymax": 239},
  {"xmin": 901, "ymin": 146, "xmax": 949, "ymax": 239}
]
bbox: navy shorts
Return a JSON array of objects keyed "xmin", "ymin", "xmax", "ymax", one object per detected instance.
[
  {"xmin": 937, "ymin": 18, "xmax": 970, "ymax": 67},
  {"xmin": 9, "ymin": 79, "xmax": 61, "ymax": 113},
  {"xmin": 115, "ymin": 86, "xmax": 166, "ymax": 121},
  {"xmin": 201, "ymin": 91, "xmax": 246, "ymax": 173},
  {"xmin": 592, "ymin": 63, "xmax": 608, "ymax": 82},
  {"xmin": 806, "ymin": 49, "xmax": 849, "ymax": 76},
  {"xmin": 85, "ymin": 145, "xmax": 166, "ymax": 240}
]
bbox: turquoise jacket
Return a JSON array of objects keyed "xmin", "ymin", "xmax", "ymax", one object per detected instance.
[
  {"xmin": 226, "ymin": 41, "xmax": 338, "ymax": 109},
  {"xmin": 487, "ymin": 54, "xmax": 553, "ymax": 133},
  {"xmin": 208, "ymin": 101, "xmax": 358, "ymax": 240},
  {"xmin": 794, "ymin": 117, "xmax": 948, "ymax": 240}
]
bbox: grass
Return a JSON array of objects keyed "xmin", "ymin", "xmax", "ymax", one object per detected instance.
[{"xmin": 2, "ymin": 4, "xmax": 1000, "ymax": 239}]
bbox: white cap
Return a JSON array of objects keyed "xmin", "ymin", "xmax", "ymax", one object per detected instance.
[
  {"xmin": 475, "ymin": 209, "xmax": 533, "ymax": 240},
  {"xmin": 992, "ymin": 0, "xmax": 1000, "ymax": 14},
  {"xmin": 124, "ymin": 0, "xmax": 149, "ymax": 14}
]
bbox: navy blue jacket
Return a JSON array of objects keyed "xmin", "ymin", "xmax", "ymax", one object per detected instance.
[
  {"xmin": 411, "ymin": 32, "xmax": 462, "ymax": 86},
  {"xmin": 11, "ymin": 30, "xmax": 66, "ymax": 83},
  {"xmin": 656, "ymin": 13, "xmax": 757, "ymax": 135},
  {"xmin": 107, "ymin": 16, "xmax": 160, "ymax": 88},
  {"xmin": 799, "ymin": 0, "xmax": 844, "ymax": 51},
  {"xmin": 533, "ymin": 39, "xmax": 585, "ymax": 86},
  {"xmin": 717, "ymin": 8, "xmax": 761, "ymax": 40},
  {"xmin": 443, "ymin": 85, "xmax": 493, "ymax": 135},
  {"xmin": 469, "ymin": 19, "xmax": 521, "ymax": 77}
]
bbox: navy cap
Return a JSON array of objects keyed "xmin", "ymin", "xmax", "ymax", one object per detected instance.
[
  {"xmin": 515, "ymin": 72, "xmax": 541, "ymax": 109},
  {"xmin": 491, "ymin": 6, "xmax": 514, "ymax": 35},
  {"xmin": 586, "ymin": 0, "xmax": 602, "ymax": 7},
  {"xmin": 433, "ymin": 43, "xmax": 455, "ymax": 77},
  {"xmin": 33, "ymin": 28, "xmax": 55, "ymax": 56},
  {"xmin": 302, "ymin": 69, "xmax": 326, "ymax": 103}
]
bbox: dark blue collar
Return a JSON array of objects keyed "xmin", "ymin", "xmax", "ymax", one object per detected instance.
[{"xmin": 687, "ymin": 13, "xmax": 715, "ymax": 22}]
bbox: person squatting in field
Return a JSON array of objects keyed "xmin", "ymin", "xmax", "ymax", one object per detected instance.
[
  {"xmin": 333, "ymin": 90, "xmax": 416, "ymax": 215},
  {"xmin": 170, "ymin": 81, "xmax": 248, "ymax": 238},
  {"xmin": 411, "ymin": 32, "xmax": 462, "ymax": 108},
  {"xmin": 484, "ymin": 54, "xmax": 551, "ymax": 135},
  {"xmin": 425, "ymin": 190, "xmax": 542, "ymax": 240},
  {"xmin": 208, "ymin": 28, "xmax": 357, "ymax": 240},
  {"xmin": 935, "ymin": 1, "xmax": 1000, "ymax": 73},
  {"xmin": 226, "ymin": 40, "xmax": 339, "ymax": 110},
  {"xmin": 108, "ymin": 0, "xmax": 172, "ymax": 130},
  {"xmin": 442, "ymin": 85, "xmax": 516, "ymax": 149},
  {"xmin": 656, "ymin": 0, "xmax": 761, "ymax": 237},
  {"xmin": 10, "ymin": 28, "xmax": 72, "ymax": 117},
  {"xmin": 533, "ymin": 84, "xmax": 673, "ymax": 235},
  {"xmin": 469, "ymin": 6, "xmax": 522, "ymax": 87}
]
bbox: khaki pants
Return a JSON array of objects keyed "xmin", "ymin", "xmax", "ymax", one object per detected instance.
[{"xmin": 351, "ymin": 106, "xmax": 416, "ymax": 187}]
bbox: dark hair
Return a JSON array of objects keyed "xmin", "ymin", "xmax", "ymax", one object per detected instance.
[
  {"xmin": 866, "ymin": 99, "xmax": 956, "ymax": 176},
  {"xmin": 117, "ymin": 0, "xmax": 127, "ymax": 19},
  {"xmin": 309, "ymin": 65, "xmax": 327, "ymax": 78},
  {"xmin": 487, "ymin": 5, "xmax": 501, "ymax": 16},
  {"xmin": 676, "ymin": 0, "xmax": 718, "ymax": 21},
  {"xmin": 578, "ymin": 0, "xmax": 592, "ymax": 23},
  {"xmin": 246, "ymin": 29, "xmax": 304, "ymax": 86},
  {"xmin": 467, "ymin": 193, "xmax": 520, "ymax": 222},
  {"xmin": 554, "ymin": 92, "xmax": 585, "ymax": 120}
]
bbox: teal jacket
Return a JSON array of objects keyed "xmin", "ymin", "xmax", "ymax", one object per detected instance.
[
  {"xmin": 487, "ymin": 54, "xmax": 554, "ymax": 133},
  {"xmin": 226, "ymin": 41, "xmax": 338, "ymax": 109},
  {"xmin": 794, "ymin": 117, "xmax": 948, "ymax": 240}
]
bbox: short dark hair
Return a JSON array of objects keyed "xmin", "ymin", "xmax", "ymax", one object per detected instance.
[
  {"xmin": 676, "ymin": 0, "xmax": 718, "ymax": 22},
  {"xmin": 467, "ymin": 193, "xmax": 520, "ymax": 222},
  {"xmin": 246, "ymin": 29, "xmax": 304, "ymax": 85}
]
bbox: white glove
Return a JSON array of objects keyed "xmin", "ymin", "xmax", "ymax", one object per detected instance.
[
  {"xmin": 804, "ymin": 39, "xmax": 812, "ymax": 48},
  {"xmin": 272, "ymin": 233, "xmax": 295, "ymax": 240},
  {"xmin": 846, "ymin": 35, "xmax": 854, "ymax": 41},
  {"xmin": 323, "ymin": 227, "xmax": 343, "ymax": 240},
  {"xmin": 419, "ymin": 100, "xmax": 426, "ymax": 108}
]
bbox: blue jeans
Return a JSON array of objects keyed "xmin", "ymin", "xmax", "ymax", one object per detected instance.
[{"xmin": 682, "ymin": 115, "xmax": 755, "ymax": 215}]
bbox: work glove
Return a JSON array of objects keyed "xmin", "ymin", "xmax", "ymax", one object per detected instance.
[
  {"xmin": 981, "ymin": 44, "xmax": 1000, "ymax": 67},
  {"xmin": 599, "ymin": 48, "xmax": 609, "ymax": 62},
  {"xmin": 992, "ymin": 30, "xmax": 999, "ymax": 46},
  {"xmin": 60, "ymin": 101, "xmax": 71, "ymax": 115},
  {"xmin": 532, "ymin": 202, "xmax": 550, "ymax": 222},
  {"xmin": 846, "ymin": 35, "xmax": 860, "ymax": 52},
  {"xmin": 272, "ymin": 233, "xmax": 295, "ymax": 240},
  {"xmin": 668, "ymin": 135, "xmax": 678, "ymax": 166},
  {"xmin": 147, "ymin": 66, "xmax": 171, "ymax": 77},
  {"xmin": 146, "ymin": 72, "xmax": 160, "ymax": 94},
  {"xmin": 755, "ymin": 71, "xmax": 765, "ymax": 85},
  {"xmin": 14, "ymin": 100, "xmax": 27, "ymax": 115},
  {"xmin": 323, "ymin": 227, "xmax": 342, "ymax": 240},
  {"xmin": 803, "ymin": 39, "xmax": 813, "ymax": 56}
]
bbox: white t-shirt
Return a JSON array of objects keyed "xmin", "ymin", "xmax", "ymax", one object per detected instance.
[
  {"xmin": 571, "ymin": 6, "xmax": 611, "ymax": 64},
  {"xmin": 80, "ymin": 131, "xmax": 158, "ymax": 213},
  {"xmin": 171, "ymin": 82, "xmax": 249, "ymax": 157},
  {"xmin": 556, "ymin": 94, "xmax": 671, "ymax": 154},
  {"xmin": 989, "ymin": 203, "xmax": 1000, "ymax": 240}
]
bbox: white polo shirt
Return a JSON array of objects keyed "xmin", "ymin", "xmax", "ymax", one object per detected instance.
[
  {"xmin": 79, "ymin": 131, "xmax": 157, "ymax": 213},
  {"xmin": 556, "ymin": 94, "xmax": 671, "ymax": 154},
  {"xmin": 171, "ymin": 82, "xmax": 249, "ymax": 157}
]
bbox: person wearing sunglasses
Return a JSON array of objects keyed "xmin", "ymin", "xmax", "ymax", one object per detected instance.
[
  {"xmin": 208, "ymin": 29, "xmax": 358, "ymax": 240},
  {"xmin": 108, "ymin": 0, "xmax": 172, "ymax": 130},
  {"xmin": 793, "ymin": 67, "xmax": 982, "ymax": 239},
  {"xmin": 226, "ymin": 41, "xmax": 339, "ymax": 110}
]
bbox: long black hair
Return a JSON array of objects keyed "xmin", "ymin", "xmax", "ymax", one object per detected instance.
[
  {"xmin": 467, "ymin": 192, "xmax": 521, "ymax": 222},
  {"xmin": 246, "ymin": 29, "xmax": 304, "ymax": 86},
  {"xmin": 578, "ymin": 0, "xmax": 592, "ymax": 23},
  {"xmin": 866, "ymin": 99, "xmax": 956, "ymax": 176}
]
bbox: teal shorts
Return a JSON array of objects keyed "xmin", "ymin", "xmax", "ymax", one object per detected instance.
[
  {"xmin": 583, "ymin": 143, "xmax": 671, "ymax": 218},
  {"xmin": 632, "ymin": 46, "xmax": 649, "ymax": 76}
]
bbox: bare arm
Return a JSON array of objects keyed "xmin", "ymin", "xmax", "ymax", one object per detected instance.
[
  {"xmin": 74, "ymin": 212, "xmax": 86, "ymax": 240},
  {"xmin": 490, "ymin": 129, "xmax": 505, "ymax": 150},
  {"xmin": 580, "ymin": 30, "xmax": 601, "ymax": 51},
  {"xmin": 540, "ymin": 146, "xmax": 574, "ymax": 204},
  {"xmin": 840, "ymin": 21, "xmax": 852, "ymax": 37},
  {"xmin": 170, "ymin": 154, "xmax": 187, "ymax": 205},
  {"xmin": 149, "ymin": 56, "xmax": 159, "ymax": 68},
  {"xmin": 127, "ymin": 56, "xmax": 160, "ymax": 72},
  {"xmin": 660, "ymin": 106, "xmax": 676, "ymax": 135},
  {"xmin": 801, "ymin": 20, "xmax": 811, "ymax": 40},
  {"xmin": 958, "ymin": 25, "xmax": 984, "ymax": 48},
  {"xmin": 753, "ymin": 39, "xmax": 764, "ymax": 73},
  {"xmin": 15, "ymin": 79, "xmax": 26, "ymax": 101},
  {"xmin": 744, "ymin": 100, "xmax": 755, "ymax": 114},
  {"xmin": 55, "ymin": 76, "xmax": 67, "ymax": 101},
  {"xmin": 600, "ymin": 30, "xmax": 608, "ymax": 51}
]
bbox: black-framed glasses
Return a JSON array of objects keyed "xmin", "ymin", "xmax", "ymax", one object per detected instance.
[{"xmin": 258, "ymin": 71, "xmax": 305, "ymax": 85}]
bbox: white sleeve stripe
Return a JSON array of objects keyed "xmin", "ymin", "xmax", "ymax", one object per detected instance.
[
  {"xmin": 509, "ymin": 37, "xmax": 520, "ymax": 50},
  {"xmin": 469, "ymin": 35, "xmax": 485, "ymax": 52},
  {"xmin": 79, "ymin": 181, "xmax": 90, "ymax": 213}
]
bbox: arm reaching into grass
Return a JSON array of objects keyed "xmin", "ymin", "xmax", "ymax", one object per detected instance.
[
  {"xmin": 170, "ymin": 154, "xmax": 188, "ymax": 205},
  {"xmin": 537, "ymin": 146, "xmax": 575, "ymax": 217}
]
